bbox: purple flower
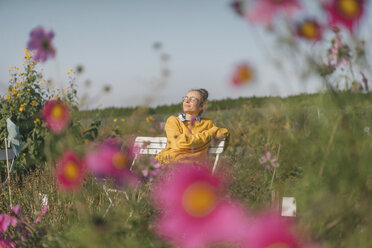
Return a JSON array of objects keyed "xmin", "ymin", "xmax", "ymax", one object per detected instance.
[
  {"xmin": 27, "ymin": 26, "xmax": 56, "ymax": 62},
  {"xmin": 142, "ymin": 157, "xmax": 162, "ymax": 179},
  {"xmin": 259, "ymin": 152, "xmax": 280, "ymax": 170}
]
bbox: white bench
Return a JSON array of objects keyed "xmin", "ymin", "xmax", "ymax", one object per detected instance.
[{"xmin": 131, "ymin": 136, "xmax": 226, "ymax": 173}]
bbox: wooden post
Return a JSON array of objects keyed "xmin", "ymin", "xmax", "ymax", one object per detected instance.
[{"xmin": 5, "ymin": 138, "xmax": 12, "ymax": 208}]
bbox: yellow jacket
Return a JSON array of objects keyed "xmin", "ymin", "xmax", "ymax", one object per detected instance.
[{"xmin": 155, "ymin": 115, "xmax": 229, "ymax": 165}]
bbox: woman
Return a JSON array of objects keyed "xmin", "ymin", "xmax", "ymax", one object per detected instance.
[{"xmin": 155, "ymin": 89, "xmax": 230, "ymax": 165}]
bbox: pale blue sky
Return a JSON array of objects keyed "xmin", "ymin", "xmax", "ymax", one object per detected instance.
[{"xmin": 1, "ymin": 0, "xmax": 371, "ymax": 109}]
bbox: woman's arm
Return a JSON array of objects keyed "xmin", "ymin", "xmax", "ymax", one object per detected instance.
[{"xmin": 165, "ymin": 116, "xmax": 219, "ymax": 150}]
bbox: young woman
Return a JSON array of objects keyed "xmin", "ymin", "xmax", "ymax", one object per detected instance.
[{"xmin": 155, "ymin": 88, "xmax": 229, "ymax": 165}]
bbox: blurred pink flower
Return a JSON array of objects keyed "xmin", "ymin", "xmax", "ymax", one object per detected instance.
[
  {"xmin": 42, "ymin": 100, "xmax": 71, "ymax": 134},
  {"xmin": 55, "ymin": 150, "xmax": 86, "ymax": 191},
  {"xmin": 142, "ymin": 157, "xmax": 162, "ymax": 179},
  {"xmin": 323, "ymin": 0, "xmax": 366, "ymax": 33},
  {"xmin": 85, "ymin": 139, "xmax": 138, "ymax": 186},
  {"xmin": 259, "ymin": 152, "xmax": 279, "ymax": 170},
  {"xmin": 327, "ymin": 32, "xmax": 350, "ymax": 67},
  {"xmin": 35, "ymin": 206, "xmax": 49, "ymax": 224},
  {"xmin": 244, "ymin": 212, "xmax": 301, "ymax": 248},
  {"xmin": 27, "ymin": 26, "xmax": 56, "ymax": 62},
  {"xmin": 231, "ymin": 62, "xmax": 255, "ymax": 87},
  {"xmin": 153, "ymin": 163, "xmax": 251, "ymax": 248},
  {"xmin": 246, "ymin": 0, "xmax": 302, "ymax": 25},
  {"xmin": 0, "ymin": 214, "xmax": 17, "ymax": 232},
  {"xmin": 295, "ymin": 19, "xmax": 323, "ymax": 41},
  {"xmin": 0, "ymin": 240, "xmax": 11, "ymax": 248},
  {"xmin": 11, "ymin": 205, "xmax": 21, "ymax": 215}
]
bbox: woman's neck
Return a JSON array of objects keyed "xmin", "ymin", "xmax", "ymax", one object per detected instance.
[{"xmin": 185, "ymin": 113, "xmax": 197, "ymax": 121}]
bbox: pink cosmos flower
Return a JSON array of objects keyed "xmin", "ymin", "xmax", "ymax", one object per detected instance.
[
  {"xmin": 153, "ymin": 163, "xmax": 251, "ymax": 248},
  {"xmin": 259, "ymin": 151, "xmax": 280, "ymax": 170},
  {"xmin": 27, "ymin": 26, "xmax": 56, "ymax": 62},
  {"xmin": 244, "ymin": 212, "xmax": 301, "ymax": 248},
  {"xmin": 55, "ymin": 150, "xmax": 86, "ymax": 191},
  {"xmin": 84, "ymin": 139, "xmax": 138, "ymax": 186},
  {"xmin": 231, "ymin": 62, "xmax": 255, "ymax": 87},
  {"xmin": 42, "ymin": 100, "xmax": 71, "ymax": 134},
  {"xmin": 295, "ymin": 19, "xmax": 323, "ymax": 41},
  {"xmin": 0, "ymin": 214, "xmax": 17, "ymax": 232},
  {"xmin": 0, "ymin": 240, "xmax": 11, "ymax": 248},
  {"xmin": 11, "ymin": 205, "xmax": 21, "ymax": 215},
  {"xmin": 246, "ymin": 0, "xmax": 302, "ymax": 26},
  {"xmin": 323, "ymin": 0, "xmax": 366, "ymax": 33}
]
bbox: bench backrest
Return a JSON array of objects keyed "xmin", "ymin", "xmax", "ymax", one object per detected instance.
[{"xmin": 133, "ymin": 136, "xmax": 225, "ymax": 155}]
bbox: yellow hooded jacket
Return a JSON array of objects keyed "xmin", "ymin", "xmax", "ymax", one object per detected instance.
[{"xmin": 155, "ymin": 115, "xmax": 229, "ymax": 165}]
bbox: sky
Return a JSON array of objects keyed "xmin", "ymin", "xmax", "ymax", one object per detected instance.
[{"xmin": 1, "ymin": 0, "xmax": 371, "ymax": 109}]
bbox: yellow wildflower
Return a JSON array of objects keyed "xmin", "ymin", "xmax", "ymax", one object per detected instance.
[
  {"xmin": 16, "ymin": 67, "xmax": 19, "ymax": 70},
  {"xmin": 20, "ymin": 81, "xmax": 23, "ymax": 84},
  {"xmin": 27, "ymin": 89, "xmax": 31, "ymax": 92},
  {"xmin": 19, "ymin": 106, "xmax": 24, "ymax": 111},
  {"xmin": 29, "ymin": 65, "xmax": 34, "ymax": 69},
  {"xmin": 12, "ymin": 88, "xmax": 17, "ymax": 94},
  {"xmin": 6, "ymin": 96, "xmax": 10, "ymax": 100},
  {"xmin": 63, "ymin": 88, "xmax": 67, "ymax": 91},
  {"xmin": 67, "ymin": 69, "xmax": 73, "ymax": 74},
  {"xmin": 10, "ymin": 78, "xmax": 13, "ymax": 81},
  {"xmin": 53, "ymin": 84, "xmax": 56, "ymax": 87},
  {"xmin": 76, "ymin": 120, "xmax": 81, "ymax": 124},
  {"xmin": 113, "ymin": 118, "xmax": 118, "ymax": 123},
  {"xmin": 10, "ymin": 107, "xmax": 13, "ymax": 110},
  {"xmin": 16, "ymin": 93, "xmax": 20, "ymax": 97},
  {"xmin": 56, "ymin": 94, "xmax": 60, "ymax": 98},
  {"xmin": 6, "ymin": 91, "xmax": 9, "ymax": 95},
  {"xmin": 40, "ymin": 81, "xmax": 44, "ymax": 85},
  {"xmin": 19, "ymin": 72, "xmax": 23, "ymax": 76},
  {"xmin": 22, "ymin": 153, "xmax": 26, "ymax": 157},
  {"xmin": 34, "ymin": 118, "xmax": 40, "ymax": 124},
  {"xmin": 120, "ymin": 118, "xmax": 125, "ymax": 122},
  {"xmin": 16, "ymin": 81, "xmax": 19, "ymax": 85}
]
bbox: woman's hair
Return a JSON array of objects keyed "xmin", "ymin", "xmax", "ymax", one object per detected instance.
[{"xmin": 190, "ymin": 88, "xmax": 208, "ymax": 116}]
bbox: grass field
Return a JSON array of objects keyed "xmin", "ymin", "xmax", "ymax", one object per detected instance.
[{"xmin": 1, "ymin": 92, "xmax": 372, "ymax": 247}]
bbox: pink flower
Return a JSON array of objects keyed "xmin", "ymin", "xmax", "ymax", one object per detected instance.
[
  {"xmin": 0, "ymin": 214, "xmax": 17, "ymax": 232},
  {"xmin": 11, "ymin": 205, "xmax": 21, "ymax": 215},
  {"xmin": 142, "ymin": 157, "xmax": 162, "ymax": 179},
  {"xmin": 323, "ymin": 0, "xmax": 366, "ymax": 33},
  {"xmin": 35, "ymin": 206, "xmax": 49, "ymax": 224},
  {"xmin": 0, "ymin": 240, "xmax": 11, "ymax": 248},
  {"xmin": 42, "ymin": 100, "xmax": 71, "ymax": 134},
  {"xmin": 84, "ymin": 139, "xmax": 138, "ymax": 186},
  {"xmin": 295, "ymin": 19, "xmax": 323, "ymax": 41},
  {"xmin": 231, "ymin": 62, "xmax": 255, "ymax": 87},
  {"xmin": 27, "ymin": 26, "xmax": 56, "ymax": 62},
  {"xmin": 259, "ymin": 152, "xmax": 280, "ymax": 170},
  {"xmin": 246, "ymin": 0, "xmax": 302, "ymax": 25},
  {"xmin": 327, "ymin": 32, "xmax": 351, "ymax": 67},
  {"xmin": 153, "ymin": 163, "xmax": 251, "ymax": 248},
  {"xmin": 55, "ymin": 150, "xmax": 86, "ymax": 191},
  {"xmin": 244, "ymin": 212, "xmax": 301, "ymax": 248}
]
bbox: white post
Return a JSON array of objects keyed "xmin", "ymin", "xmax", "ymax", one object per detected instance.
[{"xmin": 5, "ymin": 138, "xmax": 12, "ymax": 208}]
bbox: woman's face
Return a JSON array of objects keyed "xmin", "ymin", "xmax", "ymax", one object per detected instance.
[{"xmin": 182, "ymin": 91, "xmax": 203, "ymax": 115}]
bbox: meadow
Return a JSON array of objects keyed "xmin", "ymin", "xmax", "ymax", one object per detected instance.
[{"xmin": 1, "ymin": 90, "xmax": 372, "ymax": 247}]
